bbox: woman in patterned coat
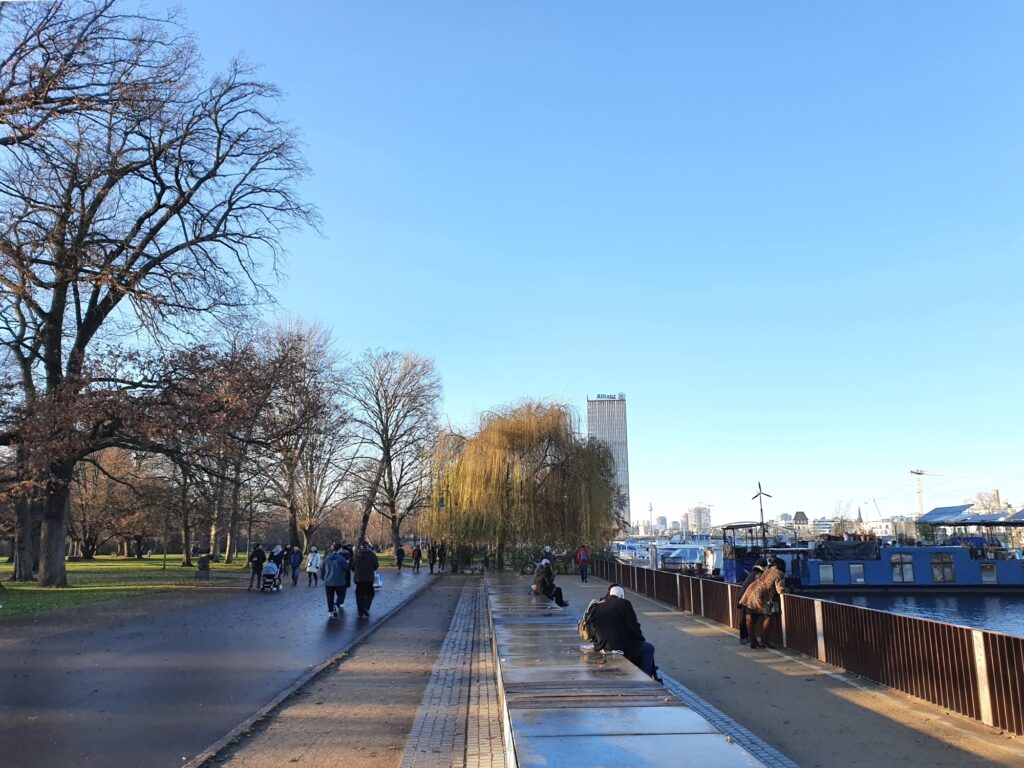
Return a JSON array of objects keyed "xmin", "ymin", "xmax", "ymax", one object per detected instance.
[{"xmin": 739, "ymin": 558, "xmax": 787, "ymax": 649}]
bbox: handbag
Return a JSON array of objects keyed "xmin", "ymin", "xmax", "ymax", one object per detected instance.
[{"xmin": 372, "ymin": 572, "xmax": 383, "ymax": 589}]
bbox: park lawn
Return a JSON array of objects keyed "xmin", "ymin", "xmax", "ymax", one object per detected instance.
[{"xmin": 0, "ymin": 554, "xmax": 248, "ymax": 621}]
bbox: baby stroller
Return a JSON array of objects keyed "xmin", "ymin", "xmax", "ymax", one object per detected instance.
[{"xmin": 260, "ymin": 561, "xmax": 281, "ymax": 592}]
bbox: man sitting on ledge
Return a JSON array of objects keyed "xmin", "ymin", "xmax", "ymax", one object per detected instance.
[
  {"xmin": 590, "ymin": 584, "xmax": 661, "ymax": 682},
  {"xmin": 532, "ymin": 558, "xmax": 569, "ymax": 607}
]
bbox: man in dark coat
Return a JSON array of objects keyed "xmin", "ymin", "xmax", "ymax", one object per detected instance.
[
  {"xmin": 531, "ymin": 559, "xmax": 569, "ymax": 607},
  {"xmin": 352, "ymin": 542, "xmax": 380, "ymax": 618},
  {"xmin": 319, "ymin": 543, "xmax": 350, "ymax": 618},
  {"xmin": 590, "ymin": 584, "xmax": 660, "ymax": 681},
  {"xmin": 247, "ymin": 544, "xmax": 266, "ymax": 590}
]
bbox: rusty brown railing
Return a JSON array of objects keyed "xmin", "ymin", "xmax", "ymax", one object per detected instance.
[{"xmin": 593, "ymin": 556, "xmax": 1021, "ymax": 735}]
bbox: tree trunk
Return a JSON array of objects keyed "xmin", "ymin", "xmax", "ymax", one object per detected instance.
[
  {"xmin": 301, "ymin": 526, "xmax": 316, "ymax": 555},
  {"xmin": 13, "ymin": 496, "xmax": 39, "ymax": 580},
  {"xmin": 287, "ymin": 499, "xmax": 301, "ymax": 550},
  {"xmin": 38, "ymin": 463, "xmax": 75, "ymax": 586},
  {"xmin": 357, "ymin": 463, "xmax": 385, "ymax": 547},
  {"xmin": 179, "ymin": 474, "xmax": 192, "ymax": 567},
  {"xmin": 390, "ymin": 507, "xmax": 402, "ymax": 552},
  {"xmin": 224, "ymin": 463, "xmax": 242, "ymax": 564}
]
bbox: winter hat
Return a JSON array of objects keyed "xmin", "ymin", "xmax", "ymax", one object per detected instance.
[
  {"xmin": 541, "ymin": 558, "xmax": 551, "ymax": 566},
  {"xmin": 609, "ymin": 585, "xmax": 625, "ymax": 599}
]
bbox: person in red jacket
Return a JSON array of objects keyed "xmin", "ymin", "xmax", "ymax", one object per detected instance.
[{"xmin": 576, "ymin": 545, "xmax": 590, "ymax": 583}]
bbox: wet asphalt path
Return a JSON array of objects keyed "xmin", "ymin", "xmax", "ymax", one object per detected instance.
[{"xmin": 0, "ymin": 569, "xmax": 433, "ymax": 768}]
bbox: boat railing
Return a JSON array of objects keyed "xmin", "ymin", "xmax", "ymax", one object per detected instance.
[{"xmin": 592, "ymin": 555, "xmax": 1024, "ymax": 738}]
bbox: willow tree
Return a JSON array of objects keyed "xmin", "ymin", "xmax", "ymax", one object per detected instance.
[{"xmin": 423, "ymin": 401, "xmax": 616, "ymax": 568}]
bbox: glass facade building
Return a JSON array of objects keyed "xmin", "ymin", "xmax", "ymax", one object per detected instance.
[{"xmin": 586, "ymin": 395, "xmax": 630, "ymax": 523}]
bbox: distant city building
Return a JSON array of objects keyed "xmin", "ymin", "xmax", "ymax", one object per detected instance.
[
  {"xmin": 670, "ymin": 520, "xmax": 681, "ymax": 531},
  {"xmin": 812, "ymin": 518, "xmax": 833, "ymax": 535},
  {"xmin": 681, "ymin": 512, "xmax": 691, "ymax": 533},
  {"xmin": 778, "ymin": 512, "xmax": 793, "ymax": 523},
  {"xmin": 656, "ymin": 516, "xmax": 667, "ymax": 531},
  {"xmin": 587, "ymin": 394, "xmax": 630, "ymax": 523},
  {"xmin": 793, "ymin": 511, "xmax": 808, "ymax": 526},
  {"xmin": 689, "ymin": 505, "xmax": 712, "ymax": 533}
]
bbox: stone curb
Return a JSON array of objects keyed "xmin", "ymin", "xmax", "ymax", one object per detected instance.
[{"xmin": 182, "ymin": 574, "xmax": 440, "ymax": 768}]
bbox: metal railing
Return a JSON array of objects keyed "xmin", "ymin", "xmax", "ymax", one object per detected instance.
[{"xmin": 593, "ymin": 556, "xmax": 1022, "ymax": 735}]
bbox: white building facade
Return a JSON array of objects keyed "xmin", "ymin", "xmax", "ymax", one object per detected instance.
[{"xmin": 587, "ymin": 394, "xmax": 631, "ymax": 523}]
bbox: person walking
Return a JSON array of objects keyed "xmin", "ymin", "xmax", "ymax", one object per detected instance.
[
  {"xmin": 576, "ymin": 545, "xmax": 590, "ymax": 583},
  {"xmin": 739, "ymin": 557, "xmax": 788, "ymax": 649},
  {"xmin": 247, "ymin": 544, "xmax": 266, "ymax": 590},
  {"xmin": 268, "ymin": 545, "xmax": 285, "ymax": 588},
  {"xmin": 589, "ymin": 584, "xmax": 661, "ymax": 681},
  {"xmin": 288, "ymin": 546, "xmax": 303, "ymax": 586},
  {"xmin": 438, "ymin": 541, "xmax": 447, "ymax": 573},
  {"xmin": 305, "ymin": 546, "xmax": 322, "ymax": 586},
  {"xmin": 395, "ymin": 544, "xmax": 406, "ymax": 571},
  {"xmin": 736, "ymin": 558, "xmax": 767, "ymax": 644},
  {"xmin": 428, "ymin": 543, "xmax": 437, "ymax": 574},
  {"xmin": 411, "ymin": 544, "xmax": 422, "ymax": 573},
  {"xmin": 319, "ymin": 543, "xmax": 350, "ymax": 618},
  {"xmin": 352, "ymin": 542, "xmax": 380, "ymax": 618}
]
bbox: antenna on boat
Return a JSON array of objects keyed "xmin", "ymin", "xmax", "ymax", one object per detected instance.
[{"xmin": 752, "ymin": 482, "xmax": 772, "ymax": 548}]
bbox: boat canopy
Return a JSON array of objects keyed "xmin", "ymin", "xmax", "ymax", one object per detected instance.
[
  {"xmin": 920, "ymin": 504, "xmax": 1024, "ymax": 527},
  {"xmin": 918, "ymin": 504, "xmax": 974, "ymax": 524}
]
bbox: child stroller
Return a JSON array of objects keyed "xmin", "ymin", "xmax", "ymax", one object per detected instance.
[{"xmin": 259, "ymin": 561, "xmax": 281, "ymax": 592}]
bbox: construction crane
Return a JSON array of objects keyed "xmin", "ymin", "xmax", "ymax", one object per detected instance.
[{"xmin": 909, "ymin": 469, "xmax": 941, "ymax": 518}]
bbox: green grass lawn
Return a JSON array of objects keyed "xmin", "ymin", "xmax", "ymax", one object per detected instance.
[{"xmin": 0, "ymin": 554, "xmax": 248, "ymax": 621}]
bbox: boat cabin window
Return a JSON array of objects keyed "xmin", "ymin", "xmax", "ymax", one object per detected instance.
[
  {"xmin": 930, "ymin": 553, "xmax": 955, "ymax": 583},
  {"xmin": 981, "ymin": 563, "xmax": 997, "ymax": 584},
  {"xmin": 818, "ymin": 563, "xmax": 834, "ymax": 585},
  {"xmin": 891, "ymin": 554, "xmax": 914, "ymax": 583},
  {"xmin": 850, "ymin": 563, "xmax": 866, "ymax": 584}
]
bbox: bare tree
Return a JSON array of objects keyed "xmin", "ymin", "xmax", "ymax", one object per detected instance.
[
  {"xmin": 0, "ymin": 4, "xmax": 316, "ymax": 585},
  {"xmin": 344, "ymin": 350, "xmax": 441, "ymax": 547}
]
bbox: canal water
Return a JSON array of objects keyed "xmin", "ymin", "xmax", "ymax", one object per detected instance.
[{"xmin": 818, "ymin": 593, "xmax": 1024, "ymax": 638}]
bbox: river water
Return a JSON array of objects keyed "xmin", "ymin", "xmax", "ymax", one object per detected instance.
[{"xmin": 817, "ymin": 592, "xmax": 1024, "ymax": 638}]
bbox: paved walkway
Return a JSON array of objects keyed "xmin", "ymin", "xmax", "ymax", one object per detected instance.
[
  {"xmin": 401, "ymin": 583, "xmax": 504, "ymax": 768},
  {"xmin": 556, "ymin": 575, "xmax": 1024, "ymax": 768},
  {"xmin": 0, "ymin": 569, "xmax": 434, "ymax": 768}
]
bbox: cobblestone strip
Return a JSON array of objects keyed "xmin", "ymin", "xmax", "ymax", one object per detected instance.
[
  {"xmin": 661, "ymin": 674, "xmax": 800, "ymax": 768},
  {"xmin": 400, "ymin": 583, "xmax": 475, "ymax": 768},
  {"xmin": 465, "ymin": 586, "xmax": 505, "ymax": 768}
]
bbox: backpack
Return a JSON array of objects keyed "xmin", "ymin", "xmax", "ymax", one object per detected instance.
[
  {"xmin": 578, "ymin": 548, "xmax": 589, "ymax": 563},
  {"xmin": 577, "ymin": 597, "xmax": 604, "ymax": 642}
]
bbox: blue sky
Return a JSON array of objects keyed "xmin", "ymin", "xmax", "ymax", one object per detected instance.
[{"xmin": 170, "ymin": 2, "xmax": 1024, "ymax": 525}]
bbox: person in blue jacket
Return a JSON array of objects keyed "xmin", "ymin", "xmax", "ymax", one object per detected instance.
[{"xmin": 319, "ymin": 543, "xmax": 351, "ymax": 618}]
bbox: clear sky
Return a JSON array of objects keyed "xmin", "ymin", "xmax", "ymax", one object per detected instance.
[{"xmin": 166, "ymin": 1, "xmax": 1024, "ymax": 526}]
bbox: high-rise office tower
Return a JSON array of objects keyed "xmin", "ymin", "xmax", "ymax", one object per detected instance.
[{"xmin": 587, "ymin": 394, "xmax": 630, "ymax": 523}]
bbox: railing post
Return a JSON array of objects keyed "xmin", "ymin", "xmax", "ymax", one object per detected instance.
[
  {"xmin": 814, "ymin": 599, "xmax": 826, "ymax": 662},
  {"xmin": 676, "ymin": 574, "xmax": 682, "ymax": 609},
  {"xmin": 689, "ymin": 578, "xmax": 695, "ymax": 614},
  {"xmin": 972, "ymin": 630, "xmax": 995, "ymax": 727},
  {"xmin": 699, "ymin": 578, "xmax": 705, "ymax": 616},
  {"xmin": 728, "ymin": 585, "xmax": 734, "ymax": 629},
  {"xmin": 780, "ymin": 593, "xmax": 788, "ymax": 649}
]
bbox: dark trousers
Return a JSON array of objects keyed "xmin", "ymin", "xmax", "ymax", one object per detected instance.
[
  {"xmin": 413, "ymin": 558, "xmax": 421, "ymax": 572},
  {"xmin": 738, "ymin": 607, "xmax": 749, "ymax": 640},
  {"xmin": 396, "ymin": 556, "xmax": 404, "ymax": 570},
  {"xmin": 308, "ymin": 571, "xmax": 318, "ymax": 586},
  {"xmin": 249, "ymin": 565, "xmax": 261, "ymax": 587},
  {"xmin": 545, "ymin": 586, "xmax": 566, "ymax": 605},
  {"xmin": 579, "ymin": 565, "xmax": 588, "ymax": 582},
  {"xmin": 627, "ymin": 641, "xmax": 657, "ymax": 678},
  {"xmin": 355, "ymin": 581, "xmax": 375, "ymax": 615},
  {"xmin": 325, "ymin": 585, "xmax": 347, "ymax": 612},
  {"xmin": 291, "ymin": 567, "xmax": 300, "ymax": 586}
]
